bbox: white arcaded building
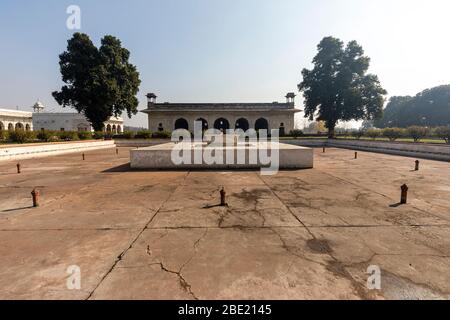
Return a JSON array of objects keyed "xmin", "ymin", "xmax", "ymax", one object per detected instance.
[
  {"xmin": 142, "ymin": 93, "xmax": 300, "ymax": 136},
  {"xmin": 31, "ymin": 101, "xmax": 123, "ymax": 133},
  {"xmin": 0, "ymin": 108, "xmax": 33, "ymax": 131},
  {"xmin": 33, "ymin": 113, "xmax": 123, "ymax": 133}
]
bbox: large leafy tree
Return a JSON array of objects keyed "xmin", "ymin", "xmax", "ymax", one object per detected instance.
[
  {"xmin": 53, "ymin": 33, "xmax": 141, "ymax": 131},
  {"xmin": 374, "ymin": 85, "xmax": 450, "ymax": 128},
  {"xmin": 298, "ymin": 37, "xmax": 387, "ymax": 138}
]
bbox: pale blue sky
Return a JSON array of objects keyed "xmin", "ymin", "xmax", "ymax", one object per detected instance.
[{"xmin": 1, "ymin": 0, "xmax": 449, "ymax": 128}]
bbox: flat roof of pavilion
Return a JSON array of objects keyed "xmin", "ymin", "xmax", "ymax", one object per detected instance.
[
  {"xmin": 0, "ymin": 108, "xmax": 33, "ymax": 117},
  {"xmin": 143, "ymin": 102, "xmax": 301, "ymax": 113}
]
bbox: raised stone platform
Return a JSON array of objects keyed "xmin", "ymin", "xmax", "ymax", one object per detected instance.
[{"xmin": 130, "ymin": 142, "xmax": 314, "ymax": 170}]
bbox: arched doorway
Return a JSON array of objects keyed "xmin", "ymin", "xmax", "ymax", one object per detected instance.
[
  {"xmin": 279, "ymin": 123, "xmax": 285, "ymax": 136},
  {"xmin": 174, "ymin": 118, "xmax": 189, "ymax": 130},
  {"xmin": 0, "ymin": 122, "xmax": 4, "ymax": 131},
  {"xmin": 25, "ymin": 124, "xmax": 31, "ymax": 131},
  {"xmin": 112, "ymin": 125, "xmax": 117, "ymax": 134},
  {"xmin": 196, "ymin": 118, "xmax": 208, "ymax": 131},
  {"xmin": 117, "ymin": 125, "xmax": 122, "ymax": 133},
  {"xmin": 214, "ymin": 118, "xmax": 230, "ymax": 132},
  {"xmin": 8, "ymin": 123, "xmax": 14, "ymax": 131},
  {"xmin": 15, "ymin": 123, "xmax": 24, "ymax": 131},
  {"xmin": 235, "ymin": 118, "xmax": 249, "ymax": 132},
  {"xmin": 106, "ymin": 124, "xmax": 112, "ymax": 133},
  {"xmin": 255, "ymin": 118, "xmax": 269, "ymax": 132}
]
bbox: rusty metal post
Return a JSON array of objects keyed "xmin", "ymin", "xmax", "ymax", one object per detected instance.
[
  {"xmin": 116, "ymin": 148, "xmax": 119, "ymax": 155},
  {"xmin": 82, "ymin": 153, "xmax": 85, "ymax": 161},
  {"xmin": 323, "ymin": 147, "xmax": 326, "ymax": 153},
  {"xmin": 17, "ymin": 163, "xmax": 21, "ymax": 174},
  {"xmin": 400, "ymin": 184, "xmax": 408, "ymax": 204},
  {"xmin": 355, "ymin": 152, "xmax": 358, "ymax": 159},
  {"xmin": 415, "ymin": 160, "xmax": 420, "ymax": 171},
  {"xmin": 31, "ymin": 188, "xmax": 40, "ymax": 207},
  {"xmin": 220, "ymin": 187, "xmax": 226, "ymax": 206}
]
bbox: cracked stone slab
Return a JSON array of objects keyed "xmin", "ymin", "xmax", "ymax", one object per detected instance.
[
  {"xmin": 91, "ymin": 227, "xmax": 367, "ymax": 300},
  {"xmin": 314, "ymin": 149, "xmax": 450, "ymax": 223},
  {"xmin": 263, "ymin": 171, "xmax": 449, "ymax": 227},
  {"xmin": 0, "ymin": 184, "xmax": 176, "ymax": 230},
  {"xmin": 1, "ymin": 147, "xmax": 450, "ymax": 300},
  {"xmin": 148, "ymin": 185, "xmax": 302, "ymax": 228},
  {"xmin": 308, "ymin": 225, "xmax": 450, "ymax": 299},
  {"xmin": 0, "ymin": 229, "xmax": 137, "ymax": 300},
  {"xmin": 184, "ymin": 171, "xmax": 266, "ymax": 187}
]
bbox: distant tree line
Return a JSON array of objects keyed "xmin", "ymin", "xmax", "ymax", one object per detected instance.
[
  {"xmin": 374, "ymin": 85, "xmax": 450, "ymax": 128},
  {"xmin": 335, "ymin": 126, "xmax": 450, "ymax": 144}
]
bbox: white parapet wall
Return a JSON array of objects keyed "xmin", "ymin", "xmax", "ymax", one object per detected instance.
[
  {"xmin": 114, "ymin": 139, "xmax": 170, "ymax": 148},
  {"xmin": 0, "ymin": 140, "xmax": 116, "ymax": 162}
]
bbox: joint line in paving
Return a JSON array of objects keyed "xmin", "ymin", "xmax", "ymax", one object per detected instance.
[
  {"xmin": 316, "ymin": 167, "xmax": 449, "ymax": 223},
  {"xmin": 255, "ymin": 173, "xmax": 317, "ymax": 240},
  {"xmin": 85, "ymin": 172, "xmax": 191, "ymax": 300}
]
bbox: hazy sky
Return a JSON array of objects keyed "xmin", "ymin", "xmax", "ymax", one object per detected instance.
[{"xmin": 1, "ymin": 0, "xmax": 449, "ymax": 128}]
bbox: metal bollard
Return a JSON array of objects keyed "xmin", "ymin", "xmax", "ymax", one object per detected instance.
[
  {"xmin": 323, "ymin": 147, "xmax": 326, "ymax": 153},
  {"xmin": 116, "ymin": 148, "xmax": 119, "ymax": 155},
  {"xmin": 82, "ymin": 153, "xmax": 85, "ymax": 161},
  {"xmin": 31, "ymin": 188, "xmax": 40, "ymax": 207},
  {"xmin": 17, "ymin": 163, "xmax": 21, "ymax": 174},
  {"xmin": 400, "ymin": 184, "xmax": 408, "ymax": 204},
  {"xmin": 220, "ymin": 187, "xmax": 226, "ymax": 206},
  {"xmin": 415, "ymin": 160, "xmax": 420, "ymax": 171},
  {"xmin": 355, "ymin": 152, "xmax": 358, "ymax": 159}
]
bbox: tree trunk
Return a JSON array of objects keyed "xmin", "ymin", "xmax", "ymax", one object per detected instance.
[
  {"xmin": 328, "ymin": 126, "xmax": 336, "ymax": 139},
  {"xmin": 92, "ymin": 123, "xmax": 104, "ymax": 132}
]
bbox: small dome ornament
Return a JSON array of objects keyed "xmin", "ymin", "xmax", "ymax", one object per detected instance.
[{"xmin": 32, "ymin": 100, "xmax": 45, "ymax": 113}]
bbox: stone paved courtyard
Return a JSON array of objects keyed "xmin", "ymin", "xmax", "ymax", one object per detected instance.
[{"xmin": 0, "ymin": 147, "xmax": 449, "ymax": 300}]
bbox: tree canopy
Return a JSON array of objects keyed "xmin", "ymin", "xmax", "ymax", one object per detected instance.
[
  {"xmin": 53, "ymin": 33, "xmax": 141, "ymax": 131},
  {"xmin": 298, "ymin": 36, "xmax": 387, "ymax": 138},
  {"xmin": 374, "ymin": 85, "xmax": 450, "ymax": 128}
]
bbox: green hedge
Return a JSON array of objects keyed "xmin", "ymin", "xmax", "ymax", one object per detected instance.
[
  {"xmin": 289, "ymin": 130, "xmax": 304, "ymax": 138},
  {"xmin": 0, "ymin": 130, "xmax": 96, "ymax": 144},
  {"xmin": 406, "ymin": 126, "xmax": 430, "ymax": 142},
  {"xmin": 136, "ymin": 130, "xmax": 152, "ymax": 139},
  {"xmin": 77, "ymin": 131, "xmax": 92, "ymax": 140},
  {"xmin": 151, "ymin": 131, "xmax": 171, "ymax": 139},
  {"xmin": 365, "ymin": 129, "xmax": 382, "ymax": 140},
  {"xmin": 334, "ymin": 126, "xmax": 450, "ymax": 143},
  {"xmin": 35, "ymin": 130, "xmax": 93, "ymax": 142},
  {"xmin": 122, "ymin": 131, "xmax": 135, "ymax": 139},
  {"xmin": 382, "ymin": 128, "xmax": 404, "ymax": 141},
  {"xmin": 58, "ymin": 131, "xmax": 79, "ymax": 141},
  {"xmin": 434, "ymin": 126, "xmax": 450, "ymax": 144},
  {"xmin": 4, "ymin": 126, "xmax": 448, "ymax": 144},
  {"xmin": 94, "ymin": 131, "xmax": 105, "ymax": 140},
  {"xmin": 0, "ymin": 130, "xmax": 9, "ymax": 141},
  {"xmin": 8, "ymin": 130, "xmax": 36, "ymax": 143},
  {"xmin": 36, "ymin": 130, "xmax": 54, "ymax": 142}
]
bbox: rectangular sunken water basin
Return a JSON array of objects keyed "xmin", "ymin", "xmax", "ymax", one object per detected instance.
[{"xmin": 130, "ymin": 142, "xmax": 314, "ymax": 170}]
